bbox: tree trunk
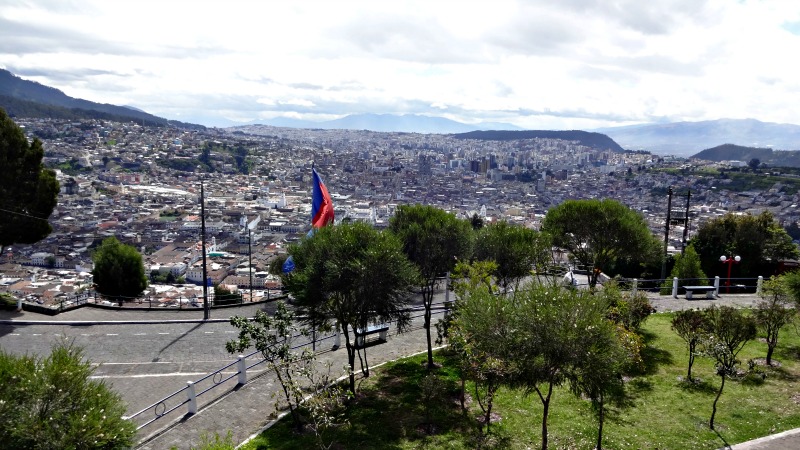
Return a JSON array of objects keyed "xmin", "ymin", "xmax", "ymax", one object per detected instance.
[
  {"xmin": 710, "ymin": 374, "xmax": 725, "ymax": 430},
  {"xmin": 485, "ymin": 388, "xmax": 493, "ymax": 435},
  {"xmin": 460, "ymin": 376, "xmax": 466, "ymax": 412},
  {"xmin": 424, "ymin": 284, "xmax": 435, "ymax": 368},
  {"xmin": 537, "ymin": 383, "xmax": 553, "ymax": 450},
  {"xmin": 687, "ymin": 351, "xmax": 695, "ymax": 382},
  {"xmin": 342, "ymin": 324, "xmax": 356, "ymax": 395},
  {"xmin": 766, "ymin": 343, "xmax": 775, "ymax": 366},
  {"xmin": 596, "ymin": 393, "xmax": 605, "ymax": 450}
]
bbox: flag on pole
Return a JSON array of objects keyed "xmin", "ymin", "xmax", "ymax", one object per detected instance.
[
  {"xmin": 284, "ymin": 166, "xmax": 335, "ymax": 274},
  {"xmin": 311, "ymin": 166, "xmax": 335, "ymax": 229}
]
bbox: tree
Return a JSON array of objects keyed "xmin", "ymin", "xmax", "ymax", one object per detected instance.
[
  {"xmin": 92, "ymin": 236, "xmax": 148, "ymax": 300},
  {"xmin": 691, "ymin": 212, "xmax": 799, "ymax": 279},
  {"xmin": 541, "ymin": 199, "xmax": 655, "ymax": 287},
  {"xmin": 671, "ymin": 309, "xmax": 708, "ymax": 382},
  {"xmin": 701, "ymin": 305, "xmax": 757, "ymax": 430},
  {"xmin": 389, "ymin": 204, "xmax": 472, "ymax": 368},
  {"xmin": 474, "ymin": 220, "xmax": 551, "ymax": 293},
  {"xmin": 214, "ymin": 285, "xmax": 242, "ymax": 305},
  {"xmin": 0, "ymin": 108, "xmax": 60, "ymax": 255},
  {"xmin": 0, "ymin": 342, "xmax": 136, "ymax": 449},
  {"xmin": 470, "ymin": 213, "xmax": 484, "ymax": 230},
  {"xmin": 446, "ymin": 278, "xmax": 514, "ymax": 436},
  {"xmin": 661, "ymin": 245, "xmax": 708, "ymax": 293},
  {"xmin": 748, "ymin": 158, "xmax": 760, "ymax": 171},
  {"xmin": 284, "ymin": 221, "xmax": 417, "ymax": 395},
  {"xmin": 511, "ymin": 284, "xmax": 612, "ymax": 450},
  {"xmin": 226, "ymin": 302, "xmax": 311, "ymax": 431},
  {"xmin": 753, "ymin": 277, "xmax": 795, "ymax": 366},
  {"xmin": 567, "ymin": 317, "xmax": 629, "ymax": 450}
]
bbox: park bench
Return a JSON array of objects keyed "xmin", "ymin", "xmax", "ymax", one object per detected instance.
[
  {"xmin": 354, "ymin": 323, "xmax": 390, "ymax": 347},
  {"xmin": 683, "ymin": 285, "xmax": 716, "ymax": 300}
]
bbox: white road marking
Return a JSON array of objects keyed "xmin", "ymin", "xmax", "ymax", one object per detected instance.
[
  {"xmin": 158, "ymin": 332, "xmax": 170, "ymax": 335},
  {"xmin": 90, "ymin": 369, "xmax": 265, "ymax": 379},
  {"xmin": 106, "ymin": 333, "xmax": 119, "ymax": 336},
  {"xmin": 32, "ymin": 333, "xmax": 41, "ymax": 336},
  {"xmin": 133, "ymin": 333, "xmax": 147, "ymax": 336},
  {"xmin": 204, "ymin": 331, "xmax": 214, "ymax": 334},
  {"xmin": 9, "ymin": 333, "xmax": 20, "ymax": 336}
]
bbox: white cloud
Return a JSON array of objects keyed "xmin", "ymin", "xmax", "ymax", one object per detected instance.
[{"xmin": 2, "ymin": 0, "xmax": 800, "ymax": 128}]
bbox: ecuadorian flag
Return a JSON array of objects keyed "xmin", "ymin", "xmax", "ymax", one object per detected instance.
[
  {"xmin": 283, "ymin": 166, "xmax": 334, "ymax": 274},
  {"xmin": 311, "ymin": 166, "xmax": 335, "ymax": 229}
]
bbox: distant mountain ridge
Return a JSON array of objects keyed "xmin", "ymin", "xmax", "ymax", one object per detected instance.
[
  {"xmin": 453, "ymin": 129, "xmax": 624, "ymax": 152},
  {"xmin": 0, "ymin": 69, "xmax": 203, "ymax": 129},
  {"xmin": 692, "ymin": 143, "xmax": 800, "ymax": 167},
  {"xmin": 251, "ymin": 113, "xmax": 523, "ymax": 133},
  {"xmin": 598, "ymin": 118, "xmax": 800, "ymax": 156}
]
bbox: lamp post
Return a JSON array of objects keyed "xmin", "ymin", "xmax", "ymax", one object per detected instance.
[{"xmin": 719, "ymin": 255, "xmax": 741, "ymax": 294}]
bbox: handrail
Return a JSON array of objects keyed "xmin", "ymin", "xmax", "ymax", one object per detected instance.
[{"xmin": 126, "ymin": 306, "xmax": 450, "ymax": 433}]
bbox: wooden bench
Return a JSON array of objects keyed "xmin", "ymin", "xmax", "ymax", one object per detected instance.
[
  {"xmin": 355, "ymin": 323, "xmax": 390, "ymax": 347},
  {"xmin": 684, "ymin": 286, "xmax": 716, "ymax": 300}
]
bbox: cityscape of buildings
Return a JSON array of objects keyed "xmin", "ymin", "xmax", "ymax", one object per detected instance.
[{"xmin": 3, "ymin": 118, "xmax": 800, "ymax": 308}]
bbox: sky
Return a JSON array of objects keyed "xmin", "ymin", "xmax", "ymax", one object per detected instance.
[{"xmin": 2, "ymin": 0, "xmax": 800, "ymax": 130}]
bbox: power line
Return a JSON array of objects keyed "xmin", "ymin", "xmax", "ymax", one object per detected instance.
[{"xmin": 0, "ymin": 206, "xmax": 51, "ymax": 222}]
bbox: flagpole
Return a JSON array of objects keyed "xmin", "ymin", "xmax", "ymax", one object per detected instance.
[{"xmin": 201, "ymin": 180, "xmax": 209, "ymax": 320}]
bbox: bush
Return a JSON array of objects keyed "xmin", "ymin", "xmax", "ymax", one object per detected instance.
[
  {"xmin": 1, "ymin": 292, "xmax": 18, "ymax": 310},
  {"xmin": 0, "ymin": 342, "xmax": 136, "ymax": 449}
]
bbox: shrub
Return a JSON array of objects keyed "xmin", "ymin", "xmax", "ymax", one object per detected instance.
[{"xmin": 0, "ymin": 342, "xmax": 136, "ymax": 449}]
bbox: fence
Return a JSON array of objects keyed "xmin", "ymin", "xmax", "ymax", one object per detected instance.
[
  {"xmin": 564, "ymin": 273, "xmax": 765, "ymax": 296},
  {"xmin": 125, "ymin": 303, "xmax": 447, "ymax": 435}
]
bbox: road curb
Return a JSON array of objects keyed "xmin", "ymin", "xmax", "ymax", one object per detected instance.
[{"xmin": 0, "ymin": 319, "xmax": 235, "ymax": 326}]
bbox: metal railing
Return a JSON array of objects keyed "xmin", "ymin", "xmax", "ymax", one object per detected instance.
[{"xmin": 125, "ymin": 304, "xmax": 450, "ymax": 434}]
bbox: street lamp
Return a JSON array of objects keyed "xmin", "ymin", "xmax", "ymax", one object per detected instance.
[{"xmin": 719, "ymin": 255, "xmax": 741, "ymax": 294}]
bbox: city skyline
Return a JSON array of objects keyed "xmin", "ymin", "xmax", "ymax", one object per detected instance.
[{"xmin": 2, "ymin": 1, "xmax": 800, "ymax": 130}]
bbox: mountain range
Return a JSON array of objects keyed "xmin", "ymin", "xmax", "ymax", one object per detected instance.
[
  {"xmin": 4, "ymin": 68, "xmax": 800, "ymax": 157},
  {"xmin": 597, "ymin": 119, "xmax": 800, "ymax": 157},
  {"xmin": 254, "ymin": 113, "xmax": 522, "ymax": 134},
  {"xmin": 0, "ymin": 69, "xmax": 203, "ymax": 129}
]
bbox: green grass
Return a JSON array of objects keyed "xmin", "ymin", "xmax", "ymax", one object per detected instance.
[{"xmin": 242, "ymin": 313, "xmax": 800, "ymax": 449}]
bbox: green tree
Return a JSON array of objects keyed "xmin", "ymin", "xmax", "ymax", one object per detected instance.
[
  {"xmin": 661, "ymin": 245, "xmax": 708, "ymax": 293},
  {"xmin": 541, "ymin": 199, "xmax": 655, "ymax": 287},
  {"xmin": 599, "ymin": 280, "xmax": 654, "ymax": 333},
  {"xmin": 671, "ymin": 309, "xmax": 708, "ymax": 382},
  {"xmin": 474, "ymin": 220, "xmax": 551, "ymax": 293},
  {"xmin": 284, "ymin": 221, "xmax": 417, "ymax": 395},
  {"xmin": 567, "ymin": 316, "xmax": 629, "ymax": 450},
  {"xmin": 470, "ymin": 213, "xmax": 484, "ymax": 230},
  {"xmin": 213, "ymin": 285, "xmax": 242, "ymax": 305},
  {"xmin": 389, "ymin": 204, "xmax": 472, "ymax": 368},
  {"xmin": 227, "ymin": 302, "xmax": 311, "ymax": 430},
  {"xmin": 753, "ymin": 277, "xmax": 795, "ymax": 366},
  {"xmin": 702, "ymin": 305, "xmax": 757, "ymax": 430},
  {"xmin": 511, "ymin": 285, "xmax": 611, "ymax": 450},
  {"xmin": 269, "ymin": 254, "xmax": 288, "ymax": 276},
  {"xmin": 691, "ymin": 212, "xmax": 799, "ymax": 279},
  {"xmin": 0, "ymin": 342, "xmax": 136, "ymax": 449},
  {"xmin": 92, "ymin": 237, "xmax": 148, "ymax": 300},
  {"xmin": 446, "ymin": 279, "xmax": 513, "ymax": 435},
  {"xmin": 0, "ymin": 108, "xmax": 60, "ymax": 255}
]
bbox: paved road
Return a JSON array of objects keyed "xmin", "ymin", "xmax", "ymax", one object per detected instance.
[{"xmin": 1, "ymin": 290, "xmax": 797, "ymax": 449}]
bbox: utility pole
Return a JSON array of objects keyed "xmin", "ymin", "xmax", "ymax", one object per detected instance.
[
  {"xmin": 248, "ymin": 226, "xmax": 253, "ymax": 304},
  {"xmin": 661, "ymin": 186, "xmax": 673, "ymax": 281},
  {"xmin": 681, "ymin": 190, "xmax": 691, "ymax": 254},
  {"xmin": 201, "ymin": 180, "xmax": 209, "ymax": 320}
]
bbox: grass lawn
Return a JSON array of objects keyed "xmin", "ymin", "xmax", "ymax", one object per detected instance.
[{"xmin": 242, "ymin": 313, "xmax": 800, "ymax": 449}]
